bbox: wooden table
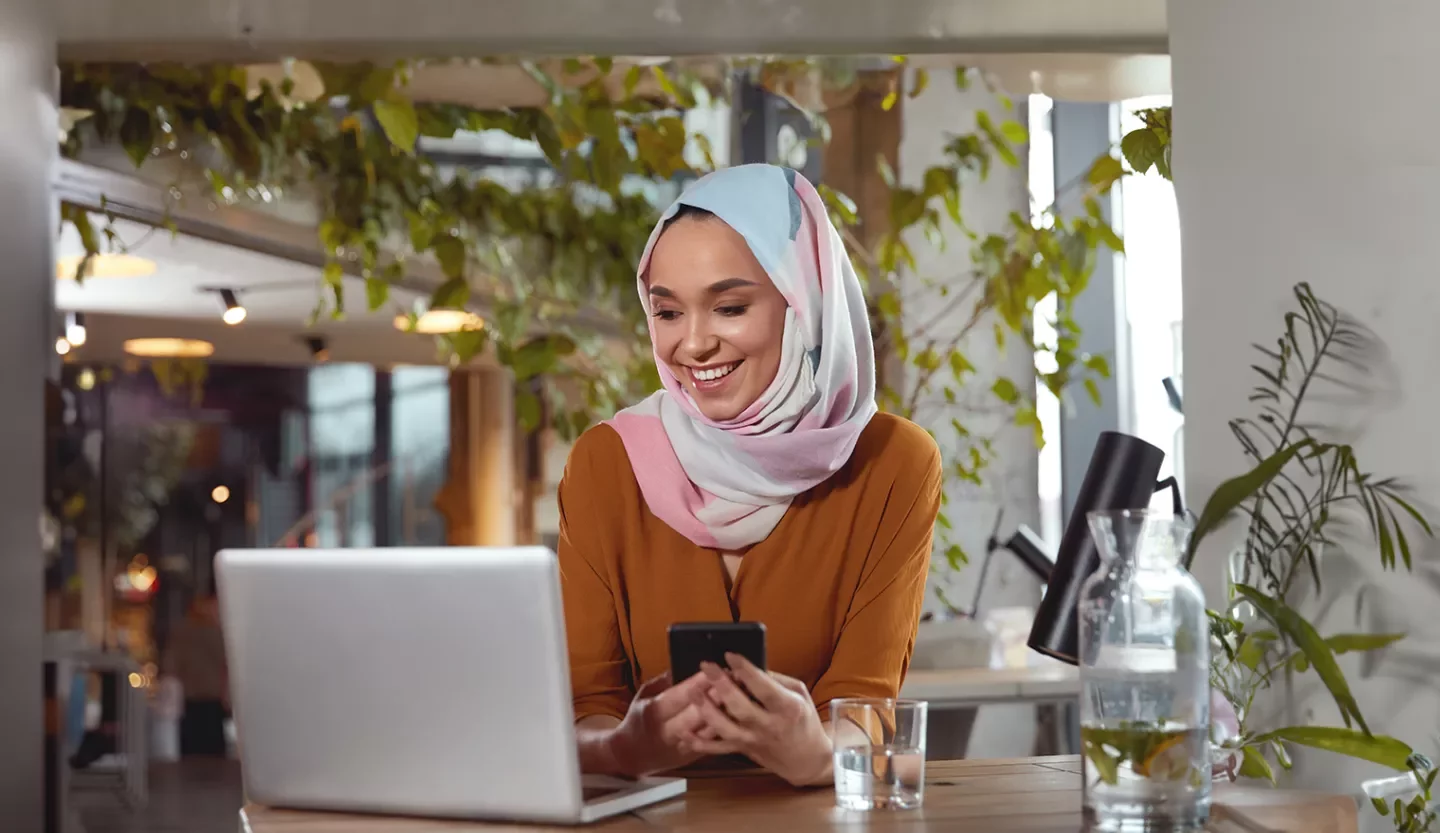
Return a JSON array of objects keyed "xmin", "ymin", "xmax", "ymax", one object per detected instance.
[{"xmin": 239, "ymin": 756, "xmax": 1358, "ymax": 833}]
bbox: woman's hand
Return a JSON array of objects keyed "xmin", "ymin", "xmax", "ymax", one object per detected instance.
[
  {"xmin": 605, "ymin": 672, "xmax": 714, "ymax": 778},
  {"xmin": 682, "ymin": 654, "xmax": 832, "ymax": 786}
]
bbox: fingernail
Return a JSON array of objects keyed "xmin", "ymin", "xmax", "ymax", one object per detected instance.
[{"xmin": 700, "ymin": 661, "xmax": 722, "ymax": 677}]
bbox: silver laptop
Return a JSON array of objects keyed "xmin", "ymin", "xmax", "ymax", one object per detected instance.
[{"xmin": 215, "ymin": 546, "xmax": 685, "ymax": 824}]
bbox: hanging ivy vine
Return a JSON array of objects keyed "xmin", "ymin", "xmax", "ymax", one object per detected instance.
[{"xmin": 57, "ymin": 56, "xmax": 1124, "ymax": 596}]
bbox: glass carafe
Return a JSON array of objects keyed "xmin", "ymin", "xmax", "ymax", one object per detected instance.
[{"xmin": 1079, "ymin": 510, "xmax": 1210, "ymax": 832}]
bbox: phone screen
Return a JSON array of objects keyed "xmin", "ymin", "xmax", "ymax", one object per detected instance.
[{"xmin": 667, "ymin": 621, "xmax": 767, "ymax": 683}]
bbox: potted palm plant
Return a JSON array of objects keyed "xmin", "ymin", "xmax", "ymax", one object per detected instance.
[{"xmin": 1182, "ymin": 282, "xmax": 1436, "ymax": 831}]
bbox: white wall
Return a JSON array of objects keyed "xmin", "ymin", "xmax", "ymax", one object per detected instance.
[
  {"xmin": 1170, "ymin": 0, "xmax": 1440, "ymax": 821},
  {"xmin": 1, "ymin": 0, "xmax": 54, "ymax": 827},
  {"xmin": 899, "ymin": 70, "xmax": 1043, "ymax": 758}
]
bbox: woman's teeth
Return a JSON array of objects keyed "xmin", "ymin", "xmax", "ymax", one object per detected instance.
[{"xmin": 693, "ymin": 362, "xmax": 739, "ymax": 382}]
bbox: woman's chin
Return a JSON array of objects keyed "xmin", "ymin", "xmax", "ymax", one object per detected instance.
[{"xmin": 694, "ymin": 397, "xmax": 747, "ymax": 422}]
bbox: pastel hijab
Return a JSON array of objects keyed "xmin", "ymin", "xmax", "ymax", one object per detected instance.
[{"xmin": 605, "ymin": 164, "xmax": 877, "ymax": 550}]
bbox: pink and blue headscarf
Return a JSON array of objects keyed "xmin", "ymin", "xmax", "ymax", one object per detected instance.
[{"xmin": 605, "ymin": 164, "xmax": 877, "ymax": 550}]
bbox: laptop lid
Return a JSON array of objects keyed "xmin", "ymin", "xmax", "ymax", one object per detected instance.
[{"xmin": 216, "ymin": 546, "xmax": 587, "ymax": 823}]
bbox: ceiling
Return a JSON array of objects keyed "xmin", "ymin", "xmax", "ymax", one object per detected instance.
[
  {"xmin": 55, "ymin": 217, "xmax": 459, "ymax": 367},
  {"xmin": 54, "ymin": 0, "xmax": 1168, "ymax": 60}
]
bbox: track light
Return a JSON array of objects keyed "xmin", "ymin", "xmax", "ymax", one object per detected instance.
[
  {"xmin": 64, "ymin": 311, "xmax": 87, "ymax": 347},
  {"xmin": 304, "ymin": 336, "xmax": 330, "ymax": 363},
  {"xmin": 55, "ymin": 337, "xmax": 71, "ymax": 356},
  {"xmin": 219, "ymin": 289, "xmax": 247, "ymax": 325}
]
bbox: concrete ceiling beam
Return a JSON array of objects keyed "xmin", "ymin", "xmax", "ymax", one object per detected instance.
[{"xmin": 56, "ymin": 0, "xmax": 1166, "ymax": 62}]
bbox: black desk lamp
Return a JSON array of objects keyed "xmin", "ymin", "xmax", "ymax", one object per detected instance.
[{"xmin": 1026, "ymin": 431, "xmax": 1170, "ymax": 665}]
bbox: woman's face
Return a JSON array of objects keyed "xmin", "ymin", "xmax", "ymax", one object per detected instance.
[{"xmin": 646, "ymin": 215, "xmax": 788, "ymax": 421}]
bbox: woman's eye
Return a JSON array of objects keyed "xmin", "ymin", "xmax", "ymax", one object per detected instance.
[
  {"xmin": 653, "ymin": 309, "xmax": 680, "ymax": 321},
  {"xmin": 717, "ymin": 305, "xmax": 749, "ymax": 317}
]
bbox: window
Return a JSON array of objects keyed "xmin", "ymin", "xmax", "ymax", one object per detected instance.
[{"xmin": 1117, "ymin": 95, "xmax": 1184, "ymax": 488}]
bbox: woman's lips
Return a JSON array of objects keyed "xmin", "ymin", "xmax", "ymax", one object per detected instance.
[{"xmin": 686, "ymin": 360, "xmax": 742, "ymax": 392}]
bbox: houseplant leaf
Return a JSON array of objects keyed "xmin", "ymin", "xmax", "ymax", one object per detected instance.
[
  {"xmin": 1185, "ymin": 440, "xmax": 1313, "ymax": 568},
  {"xmin": 1233, "ymin": 584, "xmax": 1369, "ymax": 733},
  {"xmin": 1251, "ymin": 726, "xmax": 1412, "ymax": 770},
  {"xmin": 1290, "ymin": 632, "xmax": 1406, "ymax": 672}
]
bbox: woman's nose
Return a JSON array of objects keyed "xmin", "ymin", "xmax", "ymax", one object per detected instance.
[{"xmin": 681, "ymin": 318, "xmax": 719, "ymax": 358}]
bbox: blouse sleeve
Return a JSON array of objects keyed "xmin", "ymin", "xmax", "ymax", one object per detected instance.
[
  {"xmin": 557, "ymin": 428, "xmax": 633, "ymax": 723},
  {"xmin": 808, "ymin": 439, "xmax": 942, "ymax": 720}
]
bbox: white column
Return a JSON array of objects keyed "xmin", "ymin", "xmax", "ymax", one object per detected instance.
[
  {"xmin": 1171, "ymin": 0, "xmax": 1440, "ymax": 800},
  {"xmin": 0, "ymin": 0, "xmax": 54, "ymax": 828}
]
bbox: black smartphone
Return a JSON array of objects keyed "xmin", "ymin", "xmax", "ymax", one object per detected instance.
[{"xmin": 667, "ymin": 621, "xmax": 767, "ymax": 683}]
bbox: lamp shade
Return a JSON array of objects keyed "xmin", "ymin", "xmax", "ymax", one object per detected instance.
[{"xmin": 1027, "ymin": 431, "xmax": 1166, "ymax": 665}]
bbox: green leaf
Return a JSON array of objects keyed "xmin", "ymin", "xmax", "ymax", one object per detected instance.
[
  {"xmin": 1121, "ymin": 128, "xmax": 1166, "ymax": 175},
  {"xmin": 881, "ymin": 90, "xmax": 898, "ymax": 111},
  {"xmin": 1186, "ymin": 440, "xmax": 1313, "ymax": 567},
  {"xmin": 321, "ymin": 261, "xmax": 344, "ymax": 288},
  {"xmin": 365, "ymin": 277, "xmax": 388, "ymax": 311},
  {"xmin": 1290, "ymin": 632, "xmax": 1406, "ymax": 672},
  {"xmin": 515, "ymin": 389, "xmax": 542, "ymax": 431},
  {"xmin": 1083, "ymin": 378, "xmax": 1102, "ymax": 406},
  {"xmin": 949, "ymin": 351, "xmax": 975, "ymax": 379},
  {"xmin": 1234, "ymin": 584, "xmax": 1369, "ymax": 733},
  {"xmin": 909, "ymin": 69, "xmax": 929, "ymax": 98},
  {"xmin": 1086, "ymin": 154, "xmax": 1124, "ymax": 192},
  {"xmin": 432, "ymin": 235, "xmax": 467, "ymax": 280},
  {"xmin": 1082, "ymin": 353, "xmax": 1112, "ymax": 378},
  {"xmin": 506, "ymin": 334, "xmax": 577, "ymax": 381},
  {"xmin": 1250, "ymin": 726, "xmax": 1412, "ymax": 770},
  {"xmin": 943, "ymin": 544, "xmax": 967, "ymax": 570},
  {"xmin": 1235, "ymin": 632, "xmax": 1273, "ymax": 671},
  {"xmin": 991, "ymin": 377, "xmax": 1021, "ymax": 405},
  {"xmin": 1238, "ymin": 747, "xmax": 1276, "ymax": 784},
  {"xmin": 1000, "ymin": 120, "xmax": 1029, "ymax": 144},
  {"xmin": 373, "ymin": 98, "xmax": 420, "ymax": 154},
  {"xmin": 429, "ymin": 277, "xmax": 469, "ymax": 310},
  {"xmin": 623, "ymin": 65, "xmax": 643, "ymax": 97}
]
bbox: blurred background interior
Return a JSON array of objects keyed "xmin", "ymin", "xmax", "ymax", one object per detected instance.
[{"xmin": 7, "ymin": 1, "xmax": 1437, "ymax": 832}]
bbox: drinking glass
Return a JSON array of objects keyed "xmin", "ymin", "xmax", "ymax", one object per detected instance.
[{"xmin": 830, "ymin": 698, "xmax": 927, "ymax": 811}]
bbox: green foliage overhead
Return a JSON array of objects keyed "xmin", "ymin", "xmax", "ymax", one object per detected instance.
[
  {"xmin": 60, "ymin": 58, "xmax": 706, "ymax": 437},
  {"xmin": 57, "ymin": 56, "xmax": 1123, "ymax": 606}
]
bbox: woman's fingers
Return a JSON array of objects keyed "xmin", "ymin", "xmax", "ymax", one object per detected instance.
[
  {"xmin": 683, "ymin": 736, "xmax": 741, "ymax": 757},
  {"xmin": 658, "ymin": 702, "xmax": 705, "ymax": 745},
  {"xmin": 694, "ymin": 696, "xmax": 756, "ymax": 747},
  {"xmin": 700, "ymin": 662, "xmax": 766, "ymax": 725},
  {"xmin": 722, "ymin": 653, "xmax": 790, "ymax": 711},
  {"xmin": 650, "ymin": 672, "xmax": 711, "ymax": 722}
]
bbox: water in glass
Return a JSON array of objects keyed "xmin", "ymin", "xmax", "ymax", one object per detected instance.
[{"xmin": 831, "ymin": 699, "xmax": 926, "ymax": 811}]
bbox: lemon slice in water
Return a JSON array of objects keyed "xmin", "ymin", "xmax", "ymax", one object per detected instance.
[{"xmin": 1137, "ymin": 736, "xmax": 1190, "ymax": 781}]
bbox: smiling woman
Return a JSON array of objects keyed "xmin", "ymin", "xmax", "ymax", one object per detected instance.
[
  {"xmin": 644, "ymin": 205, "xmax": 789, "ymax": 422},
  {"xmin": 558, "ymin": 164, "xmax": 943, "ymax": 787}
]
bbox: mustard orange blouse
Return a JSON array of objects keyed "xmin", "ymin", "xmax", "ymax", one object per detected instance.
[{"xmin": 558, "ymin": 411, "xmax": 942, "ymax": 723}]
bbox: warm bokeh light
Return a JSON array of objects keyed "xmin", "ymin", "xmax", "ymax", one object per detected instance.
[
  {"xmin": 212, "ymin": 484, "xmax": 231, "ymax": 504},
  {"xmin": 128, "ymin": 565, "xmax": 157, "ymax": 593},
  {"xmin": 77, "ymin": 368, "xmax": 96, "ymax": 390},
  {"xmin": 55, "ymin": 337, "xmax": 70, "ymax": 356},
  {"xmin": 395, "ymin": 310, "xmax": 485, "ymax": 334},
  {"xmin": 128, "ymin": 672, "xmax": 144, "ymax": 688},
  {"xmin": 222, "ymin": 305, "xmax": 248, "ymax": 325},
  {"xmin": 56, "ymin": 253, "xmax": 157, "ymax": 281},
  {"xmin": 123, "ymin": 338, "xmax": 215, "ymax": 358}
]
